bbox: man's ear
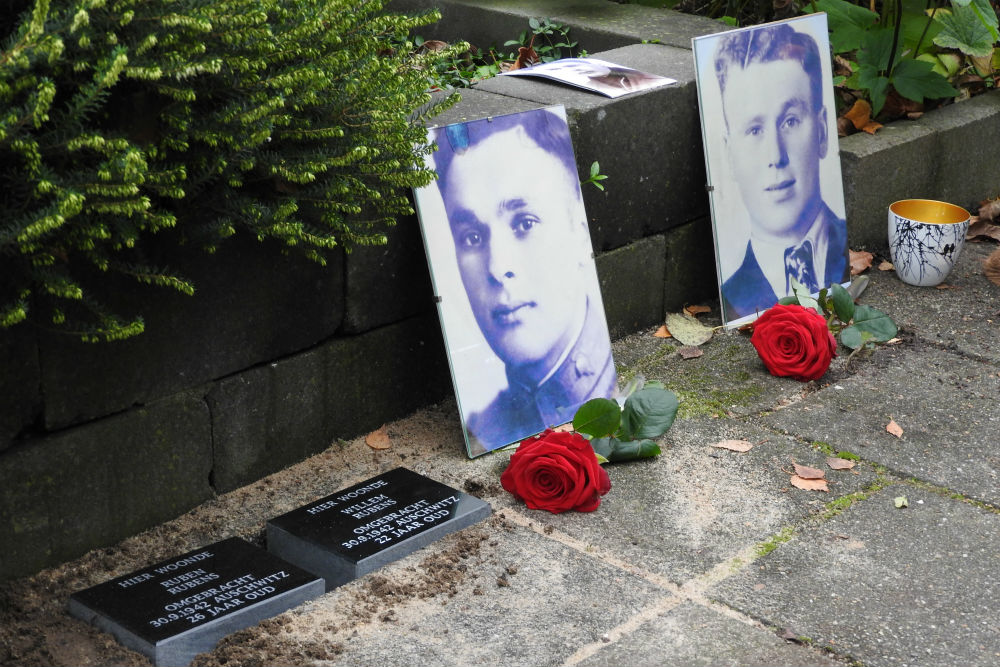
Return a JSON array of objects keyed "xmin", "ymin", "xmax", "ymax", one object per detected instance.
[{"xmin": 816, "ymin": 106, "xmax": 828, "ymax": 160}]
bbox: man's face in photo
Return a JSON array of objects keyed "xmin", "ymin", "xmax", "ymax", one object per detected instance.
[
  {"xmin": 441, "ymin": 127, "xmax": 588, "ymax": 373},
  {"xmin": 722, "ymin": 57, "xmax": 828, "ymax": 241}
]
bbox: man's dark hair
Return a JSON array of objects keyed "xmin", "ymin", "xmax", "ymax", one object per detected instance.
[
  {"xmin": 432, "ymin": 109, "xmax": 579, "ymax": 200},
  {"xmin": 714, "ymin": 24, "xmax": 824, "ymax": 114}
]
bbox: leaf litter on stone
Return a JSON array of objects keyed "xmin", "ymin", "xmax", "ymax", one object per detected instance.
[
  {"xmin": 653, "ymin": 325, "xmax": 671, "ymax": 338},
  {"xmin": 678, "ymin": 346, "xmax": 703, "ymax": 359},
  {"xmin": 712, "ymin": 439, "xmax": 754, "ymax": 452},
  {"xmin": 826, "ymin": 457, "xmax": 856, "ymax": 470},
  {"xmin": 849, "ymin": 249, "xmax": 874, "ymax": 275},
  {"xmin": 792, "ymin": 462, "xmax": 826, "ymax": 479},
  {"xmin": 365, "ymin": 425, "xmax": 391, "ymax": 450},
  {"xmin": 790, "ymin": 476, "xmax": 829, "ymax": 492},
  {"xmin": 664, "ymin": 311, "xmax": 714, "ymax": 346},
  {"xmin": 886, "ymin": 419, "xmax": 904, "ymax": 438}
]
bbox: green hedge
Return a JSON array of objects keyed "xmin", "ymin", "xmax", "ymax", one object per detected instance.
[{"xmin": 1, "ymin": 0, "xmax": 458, "ymax": 341}]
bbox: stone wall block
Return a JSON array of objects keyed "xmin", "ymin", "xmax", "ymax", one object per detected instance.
[
  {"xmin": 475, "ymin": 44, "xmax": 708, "ymax": 252},
  {"xmin": 38, "ymin": 235, "xmax": 345, "ymax": 430},
  {"xmin": 596, "ymin": 235, "xmax": 667, "ymax": 338},
  {"xmin": 0, "ymin": 392, "xmax": 213, "ymax": 580},
  {"xmin": 208, "ymin": 312, "xmax": 453, "ymax": 493}
]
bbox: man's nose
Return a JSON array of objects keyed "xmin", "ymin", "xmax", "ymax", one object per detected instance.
[
  {"xmin": 487, "ymin": 228, "xmax": 518, "ymax": 283},
  {"xmin": 766, "ymin": 130, "xmax": 789, "ymax": 169}
]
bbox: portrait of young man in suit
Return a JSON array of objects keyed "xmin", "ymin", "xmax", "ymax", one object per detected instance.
[
  {"xmin": 695, "ymin": 17, "xmax": 849, "ymax": 325},
  {"xmin": 418, "ymin": 108, "xmax": 616, "ymax": 455}
]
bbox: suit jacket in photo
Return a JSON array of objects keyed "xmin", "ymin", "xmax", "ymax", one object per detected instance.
[{"xmin": 721, "ymin": 204, "xmax": 849, "ymax": 321}]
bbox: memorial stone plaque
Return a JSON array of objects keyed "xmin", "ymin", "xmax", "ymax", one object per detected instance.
[
  {"xmin": 267, "ymin": 467, "xmax": 491, "ymax": 591},
  {"xmin": 68, "ymin": 537, "xmax": 324, "ymax": 667}
]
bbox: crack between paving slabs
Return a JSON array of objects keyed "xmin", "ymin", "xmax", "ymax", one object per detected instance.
[{"xmin": 499, "ymin": 507, "xmax": 784, "ymax": 666}]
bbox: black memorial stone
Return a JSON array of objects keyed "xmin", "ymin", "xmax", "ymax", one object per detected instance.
[
  {"xmin": 267, "ymin": 467, "xmax": 491, "ymax": 591},
  {"xmin": 68, "ymin": 537, "xmax": 323, "ymax": 667}
]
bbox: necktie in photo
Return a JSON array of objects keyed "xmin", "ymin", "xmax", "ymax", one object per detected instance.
[{"xmin": 784, "ymin": 239, "xmax": 819, "ymax": 293}]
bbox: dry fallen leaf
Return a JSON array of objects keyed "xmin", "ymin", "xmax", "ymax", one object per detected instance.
[
  {"xmin": 678, "ymin": 345, "xmax": 704, "ymax": 359},
  {"xmin": 849, "ymin": 250, "xmax": 874, "ymax": 275},
  {"xmin": 886, "ymin": 337, "xmax": 902, "ymax": 344},
  {"xmin": 842, "ymin": 99, "xmax": 872, "ymax": 130},
  {"xmin": 827, "ymin": 457, "xmax": 856, "ymax": 470},
  {"xmin": 664, "ymin": 311, "xmax": 714, "ymax": 346},
  {"xmin": 365, "ymin": 425, "xmax": 391, "ymax": 450},
  {"xmin": 790, "ymin": 475, "xmax": 829, "ymax": 492},
  {"xmin": 878, "ymin": 260, "xmax": 894, "ymax": 271},
  {"xmin": 980, "ymin": 197, "xmax": 1000, "ymax": 223},
  {"xmin": 712, "ymin": 439, "xmax": 754, "ymax": 452},
  {"xmin": 966, "ymin": 218, "xmax": 1000, "ymax": 242},
  {"xmin": 935, "ymin": 283, "xmax": 958, "ymax": 290},
  {"xmin": 653, "ymin": 325, "xmax": 672, "ymax": 338},
  {"xmin": 985, "ymin": 247, "xmax": 1000, "ymax": 286},
  {"xmin": 886, "ymin": 419, "xmax": 904, "ymax": 438},
  {"xmin": 684, "ymin": 304, "xmax": 712, "ymax": 317},
  {"xmin": 793, "ymin": 462, "xmax": 826, "ymax": 479}
]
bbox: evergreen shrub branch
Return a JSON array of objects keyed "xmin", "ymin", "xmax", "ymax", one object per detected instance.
[{"xmin": 1, "ymin": 0, "xmax": 459, "ymax": 342}]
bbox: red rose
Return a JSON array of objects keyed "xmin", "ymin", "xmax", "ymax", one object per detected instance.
[
  {"xmin": 751, "ymin": 304, "xmax": 837, "ymax": 382},
  {"xmin": 500, "ymin": 429, "xmax": 611, "ymax": 513}
]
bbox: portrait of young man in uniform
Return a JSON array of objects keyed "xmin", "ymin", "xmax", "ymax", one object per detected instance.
[
  {"xmin": 415, "ymin": 107, "xmax": 617, "ymax": 456},
  {"xmin": 694, "ymin": 16, "xmax": 849, "ymax": 326}
]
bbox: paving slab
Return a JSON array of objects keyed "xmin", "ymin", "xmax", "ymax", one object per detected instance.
[
  {"xmin": 577, "ymin": 600, "xmax": 845, "ymax": 667},
  {"xmin": 711, "ymin": 488, "xmax": 1000, "ymax": 667},
  {"xmin": 202, "ymin": 515, "xmax": 669, "ymax": 667},
  {"xmin": 764, "ymin": 343, "xmax": 1000, "ymax": 506},
  {"xmin": 498, "ymin": 417, "xmax": 879, "ymax": 584},
  {"xmin": 862, "ymin": 240, "xmax": 1000, "ymax": 363}
]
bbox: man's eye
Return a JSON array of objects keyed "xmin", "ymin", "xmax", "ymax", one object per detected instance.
[
  {"xmin": 746, "ymin": 126, "xmax": 763, "ymax": 137},
  {"xmin": 512, "ymin": 216, "xmax": 539, "ymax": 235},
  {"xmin": 459, "ymin": 230, "xmax": 484, "ymax": 247},
  {"xmin": 782, "ymin": 116, "xmax": 801, "ymax": 130}
]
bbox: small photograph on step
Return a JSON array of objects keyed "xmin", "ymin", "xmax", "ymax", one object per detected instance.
[
  {"xmin": 413, "ymin": 106, "xmax": 617, "ymax": 458},
  {"xmin": 693, "ymin": 14, "xmax": 850, "ymax": 328}
]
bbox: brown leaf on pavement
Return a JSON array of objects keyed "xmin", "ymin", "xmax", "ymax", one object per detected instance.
[
  {"xmin": 712, "ymin": 439, "xmax": 754, "ymax": 452},
  {"xmin": 684, "ymin": 304, "xmax": 712, "ymax": 317},
  {"xmin": 678, "ymin": 346, "xmax": 704, "ymax": 359},
  {"xmin": 793, "ymin": 462, "xmax": 826, "ymax": 479},
  {"xmin": 878, "ymin": 260, "xmax": 894, "ymax": 271},
  {"xmin": 886, "ymin": 419, "xmax": 903, "ymax": 438},
  {"xmin": 653, "ymin": 325, "xmax": 671, "ymax": 338},
  {"xmin": 985, "ymin": 247, "xmax": 1000, "ymax": 286},
  {"xmin": 827, "ymin": 457, "xmax": 856, "ymax": 470},
  {"xmin": 967, "ymin": 218, "xmax": 1000, "ymax": 242},
  {"xmin": 980, "ymin": 197, "xmax": 1000, "ymax": 223},
  {"xmin": 850, "ymin": 250, "xmax": 874, "ymax": 275},
  {"xmin": 790, "ymin": 475, "xmax": 829, "ymax": 492},
  {"xmin": 365, "ymin": 425, "xmax": 391, "ymax": 450}
]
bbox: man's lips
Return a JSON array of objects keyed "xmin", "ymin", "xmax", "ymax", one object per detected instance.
[
  {"xmin": 492, "ymin": 302, "xmax": 533, "ymax": 325},
  {"xmin": 765, "ymin": 178, "xmax": 795, "ymax": 192}
]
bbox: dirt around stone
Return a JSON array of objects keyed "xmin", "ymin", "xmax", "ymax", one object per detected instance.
[{"xmin": 0, "ymin": 398, "xmax": 512, "ymax": 667}]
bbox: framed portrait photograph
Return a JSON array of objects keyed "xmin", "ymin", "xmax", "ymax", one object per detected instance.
[
  {"xmin": 693, "ymin": 14, "xmax": 850, "ymax": 328},
  {"xmin": 413, "ymin": 106, "xmax": 617, "ymax": 458}
]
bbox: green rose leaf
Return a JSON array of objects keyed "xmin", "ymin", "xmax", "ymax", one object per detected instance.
[
  {"xmin": 572, "ymin": 397, "xmax": 621, "ymax": 438},
  {"xmin": 777, "ymin": 296, "xmax": 799, "ymax": 305},
  {"xmin": 830, "ymin": 283, "xmax": 856, "ymax": 323},
  {"xmin": 841, "ymin": 304, "xmax": 897, "ymax": 349},
  {"xmin": 590, "ymin": 436, "xmax": 661, "ymax": 463},
  {"xmin": 620, "ymin": 386, "xmax": 679, "ymax": 441}
]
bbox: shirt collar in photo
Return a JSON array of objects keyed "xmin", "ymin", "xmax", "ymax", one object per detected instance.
[{"xmin": 750, "ymin": 208, "xmax": 830, "ymax": 299}]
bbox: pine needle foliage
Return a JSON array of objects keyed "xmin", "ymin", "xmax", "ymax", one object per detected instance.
[{"xmin": 1, "ymin": 0, "xmax": 459, "ymax": 342}]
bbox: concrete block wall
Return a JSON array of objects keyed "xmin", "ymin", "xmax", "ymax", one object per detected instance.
[{"xmin": 3, "ymin": 0, "xmax": 1000, "ymax": 580}]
